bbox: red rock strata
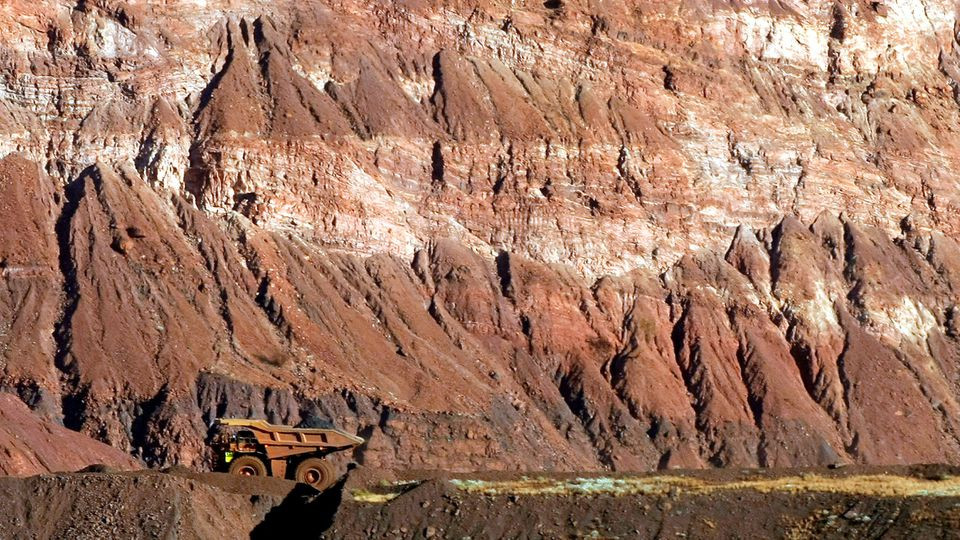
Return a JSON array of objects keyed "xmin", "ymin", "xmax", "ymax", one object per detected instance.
[{"xmin": 1, "ymin": 1, "xmax": 960, "ymax": 471}]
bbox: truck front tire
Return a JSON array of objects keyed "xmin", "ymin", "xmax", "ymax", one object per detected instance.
[{"xmin": 228, "ymin": 455, "xmax": 268, "ymax": 477}]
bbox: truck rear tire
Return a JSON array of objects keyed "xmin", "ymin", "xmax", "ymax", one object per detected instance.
[
  {"xmin": 294, "ymin": 457, "xmax": 335, "ymax": 490},
  {"xmin": 228, "ymin": 455, "xmax": 268, "ymax": 477}
]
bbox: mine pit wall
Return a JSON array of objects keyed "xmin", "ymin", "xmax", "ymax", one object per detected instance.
[
  {"xmin": 4, "ymin": 1, "xmax": 960, "ymax": 278},
  {"xmin": 2, "ymin": 0, "xmax": 960, "ymax": 472},
  {"xmin": 4, "ymin": 147, "xmax": 960, "ymax": 472}
]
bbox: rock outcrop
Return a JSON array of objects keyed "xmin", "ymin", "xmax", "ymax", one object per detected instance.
[
  {"xmin": 1, "ymin": 0, "xmax": 960, "ymax": 472},
  {"xmin": 0, "ymin": 393, "xmax": 139, "ymax": 475}
]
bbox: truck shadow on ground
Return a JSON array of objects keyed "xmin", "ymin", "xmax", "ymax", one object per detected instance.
[{"xmin": 251, "ymin": 476, "xmax": 346, "ymax": 539}]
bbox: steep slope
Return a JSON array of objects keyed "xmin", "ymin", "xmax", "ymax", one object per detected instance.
[
  {"xmin": 0, "ymin": 0, "xmax": 959, "ymax": 472},
  {"xmin": 0, "ymin": 393, "xmax": 139, "ymax": 475}
]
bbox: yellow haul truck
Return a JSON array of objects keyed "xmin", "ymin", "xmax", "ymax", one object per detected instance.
[{"xmin": 210, "ymin": 418, "xmax": 364, "ymax": 490}]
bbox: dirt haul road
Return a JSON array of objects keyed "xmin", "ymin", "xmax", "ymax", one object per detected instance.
[{"xmin": 2, "ymin": 465, "xmax": 960, "ymax": 538}]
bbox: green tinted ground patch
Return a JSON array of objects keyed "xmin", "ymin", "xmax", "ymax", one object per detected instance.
[
  {"xmin": 444, "ymin": 474, "xmax": 960, "ymax": 499},
  {"xmin": 351, "ymin": 480, "xmax": 423, "ymax": 503}
]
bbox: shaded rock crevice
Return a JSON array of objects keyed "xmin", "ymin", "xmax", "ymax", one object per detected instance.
[{"xmin": 52, "ymin": 170, "xmax": 93, "ymax": 430}]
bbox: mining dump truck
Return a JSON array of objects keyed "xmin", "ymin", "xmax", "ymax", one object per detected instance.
[{"xmin": 210, "ymin": 418, "xmax": 364, "ymax": 490}]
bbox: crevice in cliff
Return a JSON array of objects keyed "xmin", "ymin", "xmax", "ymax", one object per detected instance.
[
  {"xmin": 733, "ymin": 339, "xmax": 767, "ymax": 467},
  {"xmin": 786, "ymin": 334, "xmax": 825, "ymax": 410},
  {"xmin": 669, "ymin": 298, "xmax": 729, "ymax": 465},
  {"xmin": 668, "ymin": 301, "xmax": 707, "ymax": 427},
  {"xmin": 555, "ymin": 368, "xmax": 616, "ymax": 469},
  {"xmin": 183, "ymin": 145, "xmax": 209, "ymax": 209},
  {"xmin": 430, "ymin": 141, "xmax": 445, "ymax": 187},
  {"xmin": 494, "ymin": 251, "xmax": 514, "ymax": 300},
  {"xmin": 602, "ymin": 303, "xmax": 645, "ymax": 424},
  {"xmin": 767, "ymin": 219, "xmax": 786, "ymax": 290},
  {"xmin": 254, "ymin": 274, "xmax": 287, "ymax": 334},
  {"xmin": 53, "ymin": 170, "xmax": 91, "ymax": 431},
  {"xmin": 829, "ymin": 4, "xmax": 847, "ymax": 42},
  {"xmin": 602, "ymin": 349, "xmax": 634, "ymax": 417},
  {"xmin": 840, "ymin": 222, "xmax": 861, "ymax": 290},
  {"xmin": 662, "ymin": 65, "xmax": 677, "ymax": 93},
  {"xmin": 833, "ymin": 329, "xmax": 857, "ymax": 457},
  {"xmin": 429, "ymin": 52, "xmax": 448, "ymax": 129}
]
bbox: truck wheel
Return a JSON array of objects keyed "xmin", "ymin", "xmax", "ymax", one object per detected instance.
[
  {"xmin": 228, "ymin": 455, "xmax": 267, "ymax": 477},
  {"xmin": 294, "ymin": 458, "xmax": 335, "ymax": 490}
]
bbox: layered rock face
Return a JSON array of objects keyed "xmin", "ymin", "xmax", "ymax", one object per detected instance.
[{"xmin": 2, "ymin": 0, "xmax": 960, "ymax": 471}]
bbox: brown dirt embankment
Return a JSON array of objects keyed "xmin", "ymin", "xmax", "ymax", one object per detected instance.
[
  {"xmin": 328, "ymin": 465, "xmax": 960, "ymax": 539},
  {"xmin": 4, "ymin": 465, "xmax": 960, "ymax": 539},
  {"xmin": 0, "ymin": 467, "xmax": 317, "ymax": 539}
]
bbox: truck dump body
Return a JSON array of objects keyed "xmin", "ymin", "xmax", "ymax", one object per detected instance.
[{"xmin": 216, "ymin": 418, "xmax": 365, "ymax": 452}]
